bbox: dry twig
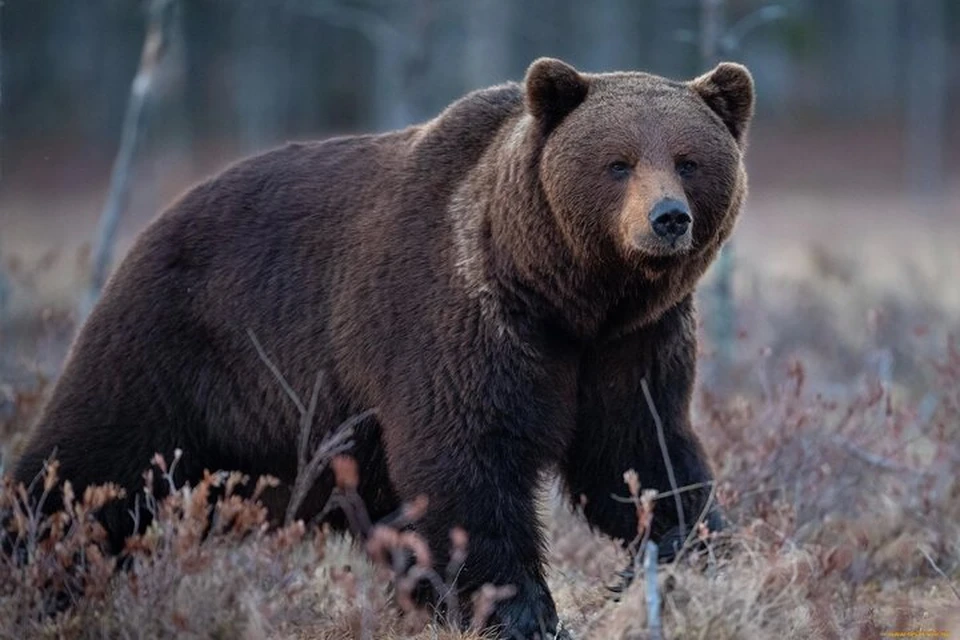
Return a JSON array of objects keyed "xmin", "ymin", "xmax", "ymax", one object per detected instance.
[
  {"xmin": 285, "ymin": 409, "xmax": 375, "ymax": 526},
  {"xmin": 246, "ymin": 328, "xmax": 376, "ymax": 525},
  {"xmin": 641, "ymin": 378, "xmax": 686, "ymax": 544},
  {"xmin": 918, "ymin": 545, "xmax": 960, "ymax": 602}
]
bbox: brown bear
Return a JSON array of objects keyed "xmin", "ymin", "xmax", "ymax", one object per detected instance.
[{"xmin": 13, "ymin": 57, "xmax": 754, "ymax": 638}]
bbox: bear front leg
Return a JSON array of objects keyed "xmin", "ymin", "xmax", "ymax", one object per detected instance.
[
  {"xmin": 564, "ymin": 297, "xmax": 722, "ymax": 565},
  {"xmin": 383, "ymin": 424, "xmax": 559, "ymax": 639}
]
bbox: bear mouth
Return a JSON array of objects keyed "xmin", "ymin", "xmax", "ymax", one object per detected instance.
[
  {"xmin": 641, "ymin": 253, "xmax": 686, "ymax": 272},
  {"xmin": 628, "ymin": 233, "xmax": 694, "ymax": 260}
]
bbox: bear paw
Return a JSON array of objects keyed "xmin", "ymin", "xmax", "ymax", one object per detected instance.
[{"xmin": 485, "ymin": 574, "xmax": 559, "ymax": 639}]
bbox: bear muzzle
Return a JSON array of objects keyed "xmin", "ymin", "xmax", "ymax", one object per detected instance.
[
  {"xmin": 619, "ymin": 170, "xmax": 695, "ymax": 257},
  {"xmin": 649, "ymin": 197, "xmax": 692, "ymax": 245},
  {"xmin": 622, "ymin": 196, "xmax": 694, "ymax": 257}
]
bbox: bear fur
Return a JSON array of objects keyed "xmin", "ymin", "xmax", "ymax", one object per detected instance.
[{"xmin": 14, "ymin": 57, "xmax": 754, "ymax": 638}]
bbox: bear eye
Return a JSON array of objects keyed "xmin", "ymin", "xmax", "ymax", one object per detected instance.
[
  {"xmin": 608, "ymin": 160, "xmax": 632, "ymax": 178},
  {"xmin": 675, "ymin": 158, "xmax": 699, "ymax": 178}
]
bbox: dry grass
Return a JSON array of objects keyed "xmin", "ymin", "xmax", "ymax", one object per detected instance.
[{"xmin": 1, "ymin": 199, "xmax": 960, "ymax": 639}]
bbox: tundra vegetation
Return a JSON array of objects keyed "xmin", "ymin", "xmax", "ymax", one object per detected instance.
[{"xmin": 2, "ymin": 242, "xmax": 958, "ymax": 638}]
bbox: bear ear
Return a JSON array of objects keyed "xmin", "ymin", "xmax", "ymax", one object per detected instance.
[
  {"xmin": 690, "ymin": 62, "xmax": 755, "ymax": 144},
  {"xmin": 524, "ymin": 57, "xmax": 589, "ymax": 130}
]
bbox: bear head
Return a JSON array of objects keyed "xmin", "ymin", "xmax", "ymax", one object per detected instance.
[{"xmin": 524, "ymin": 57, "xmax": 754, "ymax": 278}]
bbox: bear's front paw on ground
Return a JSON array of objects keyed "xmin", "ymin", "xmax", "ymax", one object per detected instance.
[{"xmin": 485, "ymin": 575, "xmax": 560, "ymax": 640}]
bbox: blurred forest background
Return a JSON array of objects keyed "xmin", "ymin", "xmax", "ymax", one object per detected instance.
[{"xmin": 1, "ymin": 0, "xmax": 959, "ymax": 400}]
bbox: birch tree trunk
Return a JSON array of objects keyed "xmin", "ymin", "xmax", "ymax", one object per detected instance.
[
  {"xmin": 701, "ymin": 0, "xmax": 736, "ymax": 379},
  {"xmin": 904, "ymin": 0, "xmax": 947, "ymax": 208},
  {"xmin": 81, "ymin": 0, "xmax": 176, "ymax": 323}
]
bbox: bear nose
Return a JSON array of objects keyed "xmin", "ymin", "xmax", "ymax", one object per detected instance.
[{"xmin": 649, "ymin": 198, "xmax": 692, "ymax": 242}]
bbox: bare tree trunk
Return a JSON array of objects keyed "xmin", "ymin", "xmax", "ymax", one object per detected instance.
[
  {"xmin": 0, "ymin": 5, "xmax": 8, "ymax": 323},
  {"xmin": 373, "ymin": 0, "xmax": 434, "ymax": 131},
  {"xmin": 463, "ymin": 0, "xmax": 511, "ymax": 88},
  {"xmin": 579, "ymin": 0, "xmax": 628, "ymax": 72},
  {"xmin": 81, "ymin": 0, "xmax": 177, "ymax": 323},
  {"xmin": 373, "ymin": 33, "xmax": 415, "ymax": 131},
  {"xmin": 700, "ymin": 0, "xmax": 724, "ymax": 66},
  {"xmin": 644, "ymin": 541, "xmax": 663, "ymax": 640},
  {"xmin": 904, "ymin": 0, "xmax": 947, "ymax": 209},
  {"xmin": 701, "ymin": 0, "xmax": 736, "ymax": 379},
  {"xmin": 0, "ymin": 243, "xmax": 8, "ymax": 326},
  {"xmin": 228, "ymin": 3, "xmax": 285, "ymax": 153},
  {"xmin": 285, "ymin": 0, "xmax": 435, "ymax": 131}
]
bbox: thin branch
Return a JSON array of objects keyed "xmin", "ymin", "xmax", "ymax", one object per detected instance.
[
  {"xmin": 918, "ymin": 545, "xmax": 960, "ymax": 602},
  {"xmin": 311, "ymin": 488, "xmax": 374, "ymax": 538},
  {"xmin": 676, "ymin": 480, "xmax": 721, "ymax": 565},
  {"xmin": 299, "ymin": 371, "xmax": 327, "ymax": 471},
  {"xmin": 279, "ymin": 0, "xmax": 416, "ymax": 55},
  {"xmin": 247, "ymin": 328, "xmax": 306, "ymax": 415},
  {"xmin": 641, "ymin": 378, "xmax": 686, "ymax": 543},
  {"xmin": 610, "ymin": 480, "xmax": 716, "ymax": 504},
  {"xmin": 720, "ymin": 5, "xmax": 790, "ymax": 54},
  {"xmin": 831, "ymin": 436, "xmax": 936, "ymax": 477},
  {"xmin": 284, "ymin": 408, "xmax": 377, "ymax": 525},
  {"xmin": 443, "ymin": 559, "xmax": 464, "ymax": 629},
  {"xmin": 246, "ymin": 330, "xmax": 376, "ymax": 526}
]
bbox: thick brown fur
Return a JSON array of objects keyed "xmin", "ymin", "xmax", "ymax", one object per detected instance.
[{"xmin": 14, "ymin": 58, "xmax": 754, "ymax": 638}]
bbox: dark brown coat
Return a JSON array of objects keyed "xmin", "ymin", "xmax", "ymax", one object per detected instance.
[{"xmin": 15, "ymin": 58, "xmax": 754, "ymax": 638}]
